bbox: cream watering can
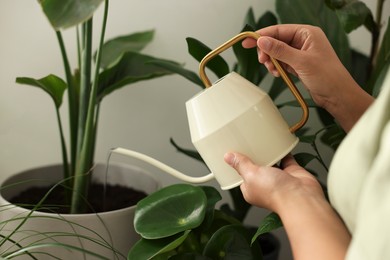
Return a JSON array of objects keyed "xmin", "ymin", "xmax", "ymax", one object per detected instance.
[{"xmin": 112, "ymin": 31, "xmax": 309, "ymax": 190}]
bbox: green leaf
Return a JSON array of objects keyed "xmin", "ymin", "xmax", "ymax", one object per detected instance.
[
  {"xmin": 149, "ymin": 60, "xmax": 204, "ymax": 88},
  {"xmin": 199, "ymin": 186, "xmax": 222, "ymax": 229},
  {"xmin": 128, "ymin": 230, "xmax": 191, "ymax": 260},
  {"xmin": 170, "ymin": 138, "xmax": 205, "ymax": 164},
  {"xmin": 134, "ymin": 184, "xmax": 207, "ymax": 239},
  {"xmin": 256, "ymin": 11, "xmax": 278, "ymax": 30},
  {"xmin": 99, "ymin": 30, "xmax": 155, "ymax": 69},
  {"xmin": 243, "ymin": 8, "xmax": 256, "ymax": 29},
  {"xmin": 204, "ymin": 225, "xmax": 262, "ymax": 260},
  {"xmin": 294, "ymin": 152, "xmax": 317, "ymax": 167},
  {"xmin": 221, "ymin": 187, "xmax": 251, "ymax": 222},
  {"xmin": 251, "ymin": 212, "xmax": 282, "ymax": 245},
  {"xmin": 39, "ymin": 0, "xmax": 104, "ymax": 30},
  {"xmin": 268, "ymin": 77, "xmax": 286, "ymax": 101},
  {"xmin": 325, "ymin": 0, "xmax": 347, "ymax": 9},
  {"xmin": 350, "ymin": 49, "xmax": 370, "ymax": 88},
  {"xmin": 201, "ymin": 186, "xmax": 222, "ymax": 210},
  {"xmin": 97, "ymin": 52, "xmax": 175, "ymax": 100},
  {"xmin": 169, "ymin": 253, "xmax": 212, "ymax": 260},
  {"xmin": 16, "ymin": 74, "xmax": 67, "ymax": 108},
  {"xmin": 186, "ymin": 37, "xmax": 230, "ymax": 79},
  {"xmin": 276, "ymin": 0, "xmax": 351, "ymax": 68},
  {"xmin": 335, "ymin": 1, "xmax": 372, "ymax": 33},
  {"xmin": 320, "ymin": 124, "xmax": 346, "ymax": 150},
  {"xmin": 372, "ymin": 60, "xmax": 390, "ymax": 97},
  {"xmin": 233, "ymin": 25, "xmax": 264, "ymax": 85},
  {"xmin": 299, "ymin": 135, "xmax": 317, "ymax": 144}
]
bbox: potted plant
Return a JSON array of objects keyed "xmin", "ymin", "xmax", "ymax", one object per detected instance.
[{"xmin": 0, "ymin": 0, "xmax": 183, "ymax": 258}]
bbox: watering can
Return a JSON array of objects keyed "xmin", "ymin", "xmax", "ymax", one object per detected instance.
[{"xmin": 112, "ymin": 31, "xmax": 309, "ymax": 190}]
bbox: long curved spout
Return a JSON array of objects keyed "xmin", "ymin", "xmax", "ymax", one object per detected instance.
[{"xmin": 110, "ymin": 147, "xmax": 215, "ymax": 184}]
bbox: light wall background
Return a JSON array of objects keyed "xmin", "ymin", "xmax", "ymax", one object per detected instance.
[{"xmin": 1, "ymin": 1, "xmax": 388, "ymax": 259}]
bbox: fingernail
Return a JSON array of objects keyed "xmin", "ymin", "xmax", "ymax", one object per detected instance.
[
  {"xmin": 224, "ymin": 153, "xmax": 236, "ymax": 166},
  {"xmin": 258, "ymin": 37, "xmax": 271, "ymax": 51}
]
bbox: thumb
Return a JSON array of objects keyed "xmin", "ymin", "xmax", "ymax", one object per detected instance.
[
  {"xmin": 258, "ymin": 36, "xmax": 300, "ymax": 66},
  {"xmin": 224, "ymin": 152, "xmax": 258, "ymax": 176}
]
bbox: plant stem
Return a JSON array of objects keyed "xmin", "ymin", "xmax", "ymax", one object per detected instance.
[
  {"xmin": 55, "ymin": 31, "xmax": 77, "ymax": 184},
  {"xmin": 71, "ymin": 0, "xmax": 110, "ymax": 213},
  {"xmin": 71, "ymin": 19, "xmax": 93, "ymax": 213},
  {"xmin": 369, "ymin": 0, "xmax": 386, "ymax": 76},
  {"xmin": 56, "ymin": 108, "xmax": 71, "ymax": 205},
  {"xmin": 77, "ymin": 26, "xmax": 82, "ymax": 70},
  {"xmin": 77, "ymin": 19, "xmax": 93, "ymax": 156}
]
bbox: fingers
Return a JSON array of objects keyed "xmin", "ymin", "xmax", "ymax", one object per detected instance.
[
  {"xmin": 224, "ymin": 152, "xmax": 258, "ymax": 177},
  {"xmin": 242, "ymin": 24, "xmax": 320, "ymax": 77},
  {"xmin": 281, "ymin": 154, "xmax": 307, "ymax": 174},
  {"xmin": 258, "ymin": 36, "xmax": 301, "ymax": 68},
  {"xmin": 280, "ymin": 154, "xmax": 298, "ymax": 168}
]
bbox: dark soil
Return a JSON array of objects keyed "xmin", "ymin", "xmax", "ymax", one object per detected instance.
[{"xmin": 9, "ymin": 183, "xmax": 147, "ymax": 214}]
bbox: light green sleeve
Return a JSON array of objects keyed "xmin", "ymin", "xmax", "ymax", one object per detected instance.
[{"xmin": 328, "ymin": 67, "xmax": 390, "ymax": 259}]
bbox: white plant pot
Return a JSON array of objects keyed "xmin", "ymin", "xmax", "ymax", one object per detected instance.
[{"xmin": 0, "ymin": 163, "xmax": 160, "ymax": 259}]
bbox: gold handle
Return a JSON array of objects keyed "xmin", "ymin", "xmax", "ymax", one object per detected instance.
[{"xmin": 199, "ymin": 31, "xmax": 309, "ymax": 133}]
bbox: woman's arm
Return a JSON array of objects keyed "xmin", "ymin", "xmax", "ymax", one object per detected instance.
[
  {"xmin": 224, "ymin": 153, "xmax": 351, "ymax": 260},
  {"xmin": 277, "ymin": 181, "xmax": 351, "ymax": 260}
]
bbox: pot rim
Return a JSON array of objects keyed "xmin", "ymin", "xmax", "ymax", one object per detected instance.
[{"xmin": 0, "ymin": 162, "xmax": 161, "ymax": 217}]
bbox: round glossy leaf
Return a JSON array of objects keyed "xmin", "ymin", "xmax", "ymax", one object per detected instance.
[
  {"xmin": 128, "ymin": 230, "xmax": 191, "ymax": 260},
  {"xmin": 203, "ymin": 225, "xmax": 262, "ymax": 260},
  {"xmin": 134, "ymin": 184, "xmax": 207, "ymax": 239}
]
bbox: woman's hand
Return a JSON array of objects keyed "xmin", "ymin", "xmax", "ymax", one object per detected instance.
[
  {"xmin": 243, "ymin": 24, "xmax": 373, "ymax": 131},
  {"xmin": 224, "ymin": 152, "xmax": 324, "ymax": 213}
]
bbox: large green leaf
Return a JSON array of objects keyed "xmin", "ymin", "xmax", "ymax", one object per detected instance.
[
  {"xmin": 128, "ymin": 230, "xmax": 191, "ymax": 260},
  {"xmin": 99, "ymin": 30, "xmax": 155, "ymax": 69},
  {"xmin": 243, "ymin": 8, "xmax": 256, "ymax": 29},
  {"xmin": 221, "ymin": 187, "xmax": 251, "ymax": 222},
  {"xmin": 334, "ymin": 1, "xmax": 372, "ymax": 33},
  {"xmin": 203, "ymin": 225, "xmax": 262, "ymax": 260},
  {"xmin": 276, "ymin": 0, "xmax": 351, "ymax": 68},
  {"xmin": 39, "ymin": 0, "xmax": 104, "ymax": 30},
  {"xmin": 199, "ymin": 186, "xmax": 222, "ymax": 229},
  {"xmin": 97, "ymin": 52, "xmax": 176, "ymax": 100},
  {"xmin": 233, "ymin": 25, "xmax": 264, "ymax": 85},
  {"xmin": 134, "ymin": 184, "xmax": 207, "ymax": 239},
  {"xmin": 148, "ymin": 60, "xmax": 204, "ymax": 88},
  {"xmin": 186, "ymin": 37, "xmax": 230, "ymax": 79},
  {"xmin": 16, "ymin": 74, "xmax": 67, "ymax": 108}
]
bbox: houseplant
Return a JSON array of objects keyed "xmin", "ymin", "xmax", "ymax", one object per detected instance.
[
  {"xmin": 0, "ymin": 0, "xmax": 183, "ymax": 258},
  {"xmin": 11, "ymin": 0, "xmax": 180, "ymax": 214},
  {"xmin": 128, "ymin": 184, "xmax": 266, "ymax": 260},
  {"xmin": 148, "ymin": 0, "xmax": 389, "ymax": 252}
]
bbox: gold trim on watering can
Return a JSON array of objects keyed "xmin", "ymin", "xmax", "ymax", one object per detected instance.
[{"xmin": 198, "ymin": 31, "xmax": 309, "ymax": 133}]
